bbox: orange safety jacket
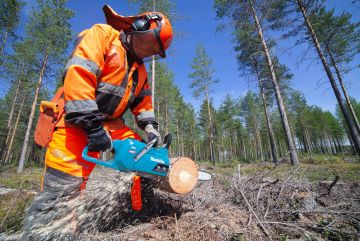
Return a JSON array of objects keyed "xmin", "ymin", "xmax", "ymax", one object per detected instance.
[{"xmin": 63, "ymin": 24, "xmax": 156, "ymax": 130}]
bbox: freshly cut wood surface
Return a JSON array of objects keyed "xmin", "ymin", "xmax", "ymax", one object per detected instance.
[{"xmin": 156, "ymin": 157, "xmax": 198, "ymax": 194}]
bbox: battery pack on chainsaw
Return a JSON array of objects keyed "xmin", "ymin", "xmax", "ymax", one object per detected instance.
[{"xmin": 34, "ymin": 87, "xmax": 65, "ymax": 147}]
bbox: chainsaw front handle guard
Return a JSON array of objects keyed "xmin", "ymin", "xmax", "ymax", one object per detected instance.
[
  {"xmin": 82, "ymin": 146, "xmax": 118, "ymax": 169},
  {"xmin": 134, "ymin": 138, "xmax": 157, "ymax": 161}
]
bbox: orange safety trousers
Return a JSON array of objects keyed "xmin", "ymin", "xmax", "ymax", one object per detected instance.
[{"xmin": 45, "ymin": 126, "xmax": 142, "ymax": 179}]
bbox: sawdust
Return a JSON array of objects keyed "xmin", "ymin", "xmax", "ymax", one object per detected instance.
[{"xmin": 76, "ymin": 168, "xmax": 264, "ymax": 241}]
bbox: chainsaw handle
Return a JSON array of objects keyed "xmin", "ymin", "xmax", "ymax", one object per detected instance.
[
  {"xmin": 134, "ymin": 138, "xmax": 157, "ymax": 161},
  {"xmin": 81, "ymin": 145, "xmax": 117, "ymax": 169}
]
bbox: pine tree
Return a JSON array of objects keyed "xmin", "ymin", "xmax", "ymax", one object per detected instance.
[
  {"xmin": 268, "ymin": 0, "xmax": 360, "ymax": 156},
  {"xmin": 309, "ymin": 8, "xmax": 360, "ymax": 136},
  {"xmin": 0, "ymin": 0, "xmax": 24, "ymax": 59},
  {"xmin": 214, "ymin": 0, "xmax": 299, "ymax": 165},
  {"xmin": 17, "ymin": 0, "xmax": 73, "ymax": 172},
  {"xmin": 189, "ymin": 43, "xmax": 219, "ymax": 164}
]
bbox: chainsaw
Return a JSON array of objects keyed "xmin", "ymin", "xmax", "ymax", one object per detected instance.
[{"xmin": 81, "ymin": 134, "xmax": 212, "ymax": 183}]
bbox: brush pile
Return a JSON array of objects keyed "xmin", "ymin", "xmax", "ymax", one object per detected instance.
[
  {"xmin": 76, "ymin": 164, "xmax": 360, "ymax": 240},
  {"xmin": 1, "ymin": 163, "xmax": 359, "ymax": 241}
]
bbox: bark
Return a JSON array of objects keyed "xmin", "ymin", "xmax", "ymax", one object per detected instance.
[
  {"xmin": 301, "ymin": 118, "xmax": 313, "ymax": 155},
  {"xmin": 325, "ymin": 43, "xmax": 360, "ymax": 135},
  {"xmin": 18, "ymin": 50, "xmax": 48, "ymax": 173},
  {"xmin": 297, "ymin": 0, "xmax": 360, "ymax": 156},
  {"xmin": 190, "ymin": 124, "xmax": 196, "ymax": 160},
  {"xmin": 4, "ymin": 95, "xmax": 27, "ymax": 164},
  {"xmin": 0, "ymin": 76, "xmax": 22, "ymax": 161},
  {"xmin": 7, "ymin": 76, "xmax": 22, "ymax": 129},
  {"xmin": 176, "ymin": 121, "xmax": 180, "ymax": 157},
  {"xmin": 181, "ymin": 133, "xmax": 184, "ymax": 156},
  {"xmin": 164, "ymin": 103, "xmax": 168, "ymax": 134},
  {"xmin": 151, "ymin": 56, "xmax": 156, "ymax": 104},
  {"xmin": 253, "ymin": 58, "xmax": 279, "ymax": 163},
  {"xmin": 334, "ymin": 137, "xmax": 342, "ymax": 153},
  {"xmin": 248, "ymin": 0, "xmax": 299, "ymax": 165},
  {"xmin": 205, "ymin": 88, "xmax": 215, "ymax": 164},
  {"xmin": 0, "ymin": 30, "xmax": 8, "ymax": 57},
  {"xmin": 255, "ymin": 126, "xmax": 263, "ymax": 160},
  {"xmin": 241, "ymin": 138, "xmax": 246, "ymax": 159},
  {"xmin": 261, "ymin": 88, "xmax": 278, "ymax": 163}
]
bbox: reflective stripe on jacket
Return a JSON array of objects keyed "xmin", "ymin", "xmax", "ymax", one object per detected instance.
[{"xmin": 63, "ymin": 24, "xmax": 155, "ymax": 130}]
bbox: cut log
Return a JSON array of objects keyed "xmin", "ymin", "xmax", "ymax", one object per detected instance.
[{"xmin": 155, "ymin": 157, "xmax": 199, "ymax": 194}]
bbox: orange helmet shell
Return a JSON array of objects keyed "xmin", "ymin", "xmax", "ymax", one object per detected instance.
[
  {"xmin": 103, "ymin": 5, "xmax": 173, "ymax": 52},
  {"xmin": 158, "ymin": 13, "xmax": 173, "ymax": 50}
]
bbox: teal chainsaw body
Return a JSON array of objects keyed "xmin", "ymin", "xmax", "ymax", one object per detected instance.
[{"xmin": 82, "ymin": 138, "xmax": 170, "ymax": 177}]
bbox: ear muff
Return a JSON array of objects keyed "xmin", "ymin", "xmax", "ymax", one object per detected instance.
[
  {"xmin": 131, "ymin": 13, "xmax": 163, "ymax": 31},
  {"xmin": 131, "ymin": 18, "xmax": 150, "ymax": 31}
]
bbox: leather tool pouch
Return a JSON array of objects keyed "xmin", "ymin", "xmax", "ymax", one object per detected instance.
[{"xmin": 34, "ymin": 87, "xmax": 65, "ymax": 147}]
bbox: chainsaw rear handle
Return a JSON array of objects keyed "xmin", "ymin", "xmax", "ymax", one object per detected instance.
[{"xmin": 82, "ymin": 145, "xmax": 118, "ymax": 169}]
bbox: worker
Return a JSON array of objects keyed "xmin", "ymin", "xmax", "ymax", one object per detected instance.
[{"xmin": 21, "ymin": 5, "xmax": 172, "ymax": 241}]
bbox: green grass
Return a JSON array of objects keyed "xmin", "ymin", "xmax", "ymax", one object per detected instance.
[
  {"xmin": 0, "ymin": 166, "xmax": 43, "ymax": 191},
  {"xmin": 198, "ymin": 155, "xmax": 360, "ymax": 182}
]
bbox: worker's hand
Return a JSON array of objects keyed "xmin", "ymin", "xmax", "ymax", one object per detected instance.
[
  {"xmin": 85, "ymin": 126, "xmax": 112, "ymax": 152},
  {"xmin": 145, "ymin": 124, "xmax": 162, "ymax": 147}
]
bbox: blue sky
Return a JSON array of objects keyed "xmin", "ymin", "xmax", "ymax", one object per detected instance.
[{"xmin": 5, "ymin": 0, "xmax": 360, "ymax": 113}]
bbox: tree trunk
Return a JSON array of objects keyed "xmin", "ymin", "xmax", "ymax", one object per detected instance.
[
  {"xmin": 241, "ymin": 137, "xmax": 246, "ymax": 159},
  {"xmin": 205, "ymin": 88, "xmax": 215, "ymax": 165},
  {"xmin": 0, "ymin": 76, "xmax": 22, "ymax": 161},
  {"xmin": 297, "ymin": 0, "xmax": 360, "ymax": 156},
  {"xmin": 176, "ymin": 121, "xmax": 180, "ymax": 157},
  {"xmin": 261, "ymin": 89, "xmax": 278, "ymax": 163},
  {"xmin": 255, "ymin": 126, "xmax": 263, "ymax": 160},
  {"xmin": 5, "ymin": 95, "xmax": 27, "ymax": 164},
  {"xmin": 301, "ymin": 118, "xmax": 313, "ymax": 155},
  {"xmin": 254, "ymin": 58, "xmax": 279, "ymax": 163},
  {"xmin": 0, "ymin": 30, "xmax": 8, "ymax": 57},
  {"xmin": 18, "ymin": 50, "xmax": 48, "ymax": 173},
  {"xmin": 248, "ymin": 0, "xmax": 299, "ymax": 165},
  {"xmin": 334, "ymin": 137, "xmax": 342, "ymax": 153},
  {"xmin": 151, "ymin": 56, "xmax": 156, "ymax": 104},
  {"xmin": 7, "ymin": 76, "xmax": 22, "ymax": 129},
  {"xmin": 325, "ymin": 43, "xmax": 360, "ymax": 135}
]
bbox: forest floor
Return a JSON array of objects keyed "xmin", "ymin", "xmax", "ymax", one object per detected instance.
[{"xmin": 0, "ymin": 155, "xmax": 359, "ymax": 241}]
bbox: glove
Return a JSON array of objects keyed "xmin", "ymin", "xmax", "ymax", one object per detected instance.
[
  {"xmin": 85, "ymin": 126, "xmax": 112, "ymax": 152},
  {"xmin": 145, "ymin": 124, "xmax": 162, "ymax": 146}
]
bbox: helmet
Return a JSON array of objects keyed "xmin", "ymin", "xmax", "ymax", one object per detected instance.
[{"xmin": 103, "ymin": 5, "xmax": 173, "ymax": 60}]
